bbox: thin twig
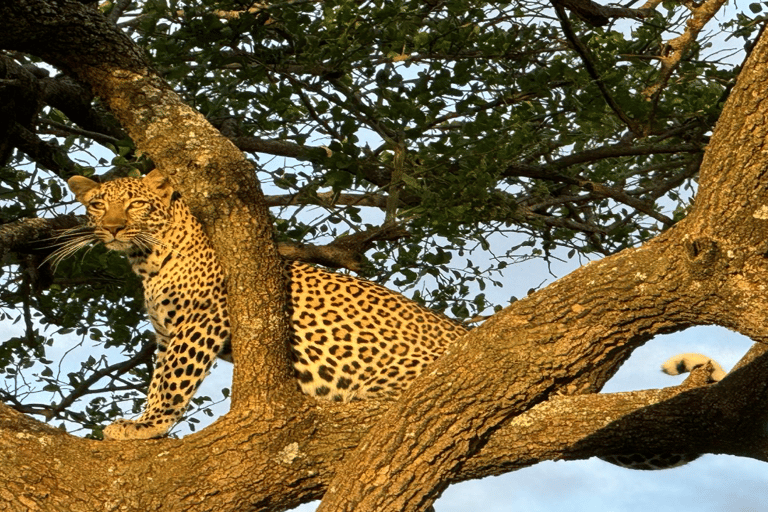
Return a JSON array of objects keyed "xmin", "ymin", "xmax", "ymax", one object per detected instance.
[
  {"xmin": 48, "ymin": 340, "xmax": 156, "ymax": 420},
  {"xmin": 39, "ymin": 120, "xmax": 120, "ymax": 147},
  {"xmin": 552, "ymin": 2, "xmax": 640, "ymax": 134}
]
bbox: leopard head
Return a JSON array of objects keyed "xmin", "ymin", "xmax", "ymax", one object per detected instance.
[{"xmin": 67, "ymin": 170, "xmax": 174, "ymax": 253}]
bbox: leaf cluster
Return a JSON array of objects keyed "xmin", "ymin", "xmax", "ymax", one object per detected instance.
[{"xmin": 0, "ymin": 0, "xmax": 758, "ymax": 433}]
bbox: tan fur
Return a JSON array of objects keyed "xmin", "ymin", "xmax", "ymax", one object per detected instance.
[
  {"xmin": 661, "ymin": 353, "xmax": 726, "ymax": 382},
  {"xmin": 62, "ymin": 172, "xmax": 467, "ymax": 439}
]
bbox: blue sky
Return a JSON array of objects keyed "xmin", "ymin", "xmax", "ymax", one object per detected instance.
[{"xmin": 5, "ymin": 3, "xmax": 766, "ymax": 507}]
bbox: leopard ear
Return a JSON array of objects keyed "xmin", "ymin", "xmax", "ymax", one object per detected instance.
[
  {"xmin": 67, "ymin": 176, "xmax": 100, "ymax": 204},
  {"xmin": 143, "ymin": 169, "xmax": 174, "ymax": 206}
]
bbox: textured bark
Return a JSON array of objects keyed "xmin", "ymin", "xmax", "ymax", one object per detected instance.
[
  {"xmin": 1, "ymin": 2, "xmax": 768, "ymax": 512},
  {"xmin": 2, "ymin": 344, "xmax": 768, "ymax": 511},
  {"xmin": 0, "ymin": 2, "xmax": 296, "ymax": 406},
  {"xmin": 313, "ymin": 27, "xmax": 768, "ymax": 509}
]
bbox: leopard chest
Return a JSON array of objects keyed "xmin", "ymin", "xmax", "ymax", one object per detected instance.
[{"xmin": 130, "ymin": 228, "xmax": 226, "ymax": 340}]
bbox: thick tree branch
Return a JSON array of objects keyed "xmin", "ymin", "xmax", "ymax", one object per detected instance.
[
  {"xmin": 0, "ymin": 3, "xmax": 765, "ymax": 512},
  {"xmin": 315, "ymin": 228, "xmax": 707, "ymax": 511},
  {"xmin": 463, "ymin": 343, "xmax": 768, "ymax": 479},
  {"xmin": 0, "ymin": 214, "xmax": 82, "ymax": 261},
  {"xmin": 0, "ymin": 0, "xmax": 298, "ymax": 408},
  {"xmin": 314, "ymin": 25, "xmax": 768, "ymax": 510},
  {"xmin": 2, "ymin": 341, "xmax": 768, "ymax": 510}
]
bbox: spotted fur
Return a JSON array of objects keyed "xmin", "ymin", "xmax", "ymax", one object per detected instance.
[
  {"xmin": 599, "ymin": 352, "xmax": 726, "ymax": 470},
  {"xmin": 287, "ymin": 263, "xmax": 466, "ymax": 401},
  {"xmin": 63, "ymin": 171, "xmax": 467, "ymax": 439}
]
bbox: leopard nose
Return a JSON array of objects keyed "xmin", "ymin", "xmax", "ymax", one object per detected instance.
[{"xmin": 103, "ymin": 223, "xmax": 124, "ymax": 236}]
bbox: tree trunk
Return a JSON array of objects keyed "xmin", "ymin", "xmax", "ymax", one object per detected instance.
[{"xmin": 2, "ymin": 2, "xmax": 768, "ymax": 511}]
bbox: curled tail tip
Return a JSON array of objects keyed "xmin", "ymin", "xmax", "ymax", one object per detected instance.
[{"xmin": 661, "ymin": 353, "xmax": 725, "ymax": 382}]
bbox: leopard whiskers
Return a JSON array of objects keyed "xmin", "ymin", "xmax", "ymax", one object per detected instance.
[
  {"xmin": 43, "ymin": 230, "xmax": 99, "ymax": 270},
  {"xmin": 132, "ymin": 233, "xmax": 159, "ymax": 253},
  {"xmin": 134, "ymin": 232, "xmax": 183, "ymax": 258},
  {"xmin": 37, "ymin": 224, "xmax": 91, "ymax": 246}
]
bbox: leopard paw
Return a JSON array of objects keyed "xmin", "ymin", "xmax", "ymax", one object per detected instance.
[{"xmin": 103, "ymin": 418, "xmax": 169, "ymax": 441}]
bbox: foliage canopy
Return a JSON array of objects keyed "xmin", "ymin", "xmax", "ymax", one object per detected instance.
[{"xmin": 0, "ymin": 0, "xmax": 759, "ymax": 437}]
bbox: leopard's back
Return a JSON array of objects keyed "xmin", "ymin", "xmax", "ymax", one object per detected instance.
[{"xmin": 285, "ymin": 261, "xmax": 468, "ymax": 401}]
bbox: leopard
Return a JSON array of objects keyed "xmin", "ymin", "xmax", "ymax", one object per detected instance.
[
  {"xmin": 660, "ymin": 352, "xmax": 725, "ymax": 382},
  {"xmin": 597, "ymin": 352, "xmax": 726, "ymax": 470},
  {"xmin": 61, "ymin": 170, "xmax": 467, "ymax": 440},
  {"xmin": 60, "ymin": 170, "xmax": 727, "ymax": 468}
]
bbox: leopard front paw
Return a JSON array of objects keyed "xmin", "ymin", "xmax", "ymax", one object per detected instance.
[{"xmin": 102, "ymin": 418, "xmax": 170, "ymax": 441}]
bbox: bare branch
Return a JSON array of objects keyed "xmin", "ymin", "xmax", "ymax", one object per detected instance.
[
  {"xmin": 552, "ymin": 0, "xmax": 655, "ymax": 26},
  {"xmin": 266, "ymin": 191, "xmax": 387, "ymax": 209},
  {"xmin": 47, "ymin": 341, "xmax": 156, "ymax": 421},
  {"xmin": 642, "ymin": 0, "xmax": 729, "ymax": 100},
  {"xmin": 230, "ymin": 135, "xmax": 332, "ymax": 161},
  {"xmin": 509, "ymin": 167, "xmax": 675, "ymax": 226},
  {"xmin": 39, "ymin": 119, "xmax": 120, "ymax": 147}
]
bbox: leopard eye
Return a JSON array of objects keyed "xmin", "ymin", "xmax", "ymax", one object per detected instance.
[
  {"xmin": 88, "ymin": 200, "xmax": 106, "ymax": 210},
  {"xmin": 128, "ymin": 200, "xmax": 149, "ymax": 209}
]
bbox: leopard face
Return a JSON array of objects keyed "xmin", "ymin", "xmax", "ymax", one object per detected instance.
[
  {"xmin": 68, "ymin": 172, "xmax": 173, "ymax": 253},
  {"xmin": 63, "ymin": 170, "xmax": 467, "ymax": 440}
]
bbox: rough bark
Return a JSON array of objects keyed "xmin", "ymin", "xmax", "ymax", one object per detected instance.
[
  {"xmin": 1, "ymin": 2, "xmax": 767, "ymax": 512},
  {"xmin": 1, "ymin": 1, "xmax": 297, "ymax": 408},
  {"xmin": 315, "ymin": 25, "xmax": 768, "ymax": 509}
]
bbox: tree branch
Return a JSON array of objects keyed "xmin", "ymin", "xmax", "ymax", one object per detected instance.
[
  {"xmin": 230, "ymin": 135, "xmax": 332, "ymax": 162},
  {"xmin": 0, "ymin": 214, "xmax": 82, "ymax": 261},
  {"xmin": 1, "ymin": 3, "xmax": 766, "ymax": 512},
  {"xmin": 265, "ymin": 191, "xmax": 387, "ymax": 209},
  {"xmin": 0, "ymin": 214, "xmax": 408, "ymax": 273},
  {"xmin": 3, "ymin": 340, "xmax": 768, "ymax": 510},
  {"xmin": 642, "ymin": 0, "xmax": 729, "ymax": 100},
  {"xmin": 552, "ymin": 2, "xmax": 640, "ymax": 134},
  {"xmin": 314, "ymin": 25, "xmax": 768, "ymax": 506},
  {"xmin": 46, "ymin": 340, "xmax": 156, "ymax": 421},
  {"xmin": 552, "ymin": 0, "xmax": 655, "ymax": 27},
  {"xmin": 0, "ymin": 0, "xmax": 298, "ymax": 407}
]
